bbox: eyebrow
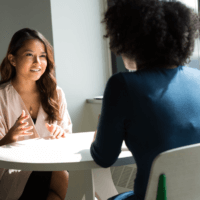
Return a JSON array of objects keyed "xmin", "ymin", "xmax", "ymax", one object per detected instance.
[{"xmin": 24, "ymin": 50, "xmax": 46, "ymax": 54}]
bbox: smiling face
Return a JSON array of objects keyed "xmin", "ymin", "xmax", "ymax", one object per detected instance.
[{"xmin": 8, "ymin": 39, "xmax": 47, "ymax": 83}]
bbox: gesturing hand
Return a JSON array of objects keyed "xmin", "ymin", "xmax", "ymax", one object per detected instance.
[{"xmin": 45, "ymin": 123, "xmax": 66, "ymax": 139}]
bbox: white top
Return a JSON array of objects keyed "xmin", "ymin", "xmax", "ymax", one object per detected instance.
[{"xmin": 0, "ymin": 80, "xmax": 72, "ymax": 200}]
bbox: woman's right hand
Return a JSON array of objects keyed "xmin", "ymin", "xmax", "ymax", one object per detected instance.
[{"xmin": 7, "ymin": 110, "xmax": 34, "ymax": 141}]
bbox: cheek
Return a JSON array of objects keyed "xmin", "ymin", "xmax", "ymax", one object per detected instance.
[
  {"xmin": 41, "ymin": 60, "xmax": 48, "ymax": 67},
  {"xmin": 18, "ymin": 57, "xmax": 31, "ymax": 64},
  {"xmin": 16, "ymin": 58, "xmax": 31, "ymax": 70}
]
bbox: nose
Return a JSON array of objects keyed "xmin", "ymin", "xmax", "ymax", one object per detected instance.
[{"xmin": 33, "ymin": 56, "xmax": 41, "ymax": 65}]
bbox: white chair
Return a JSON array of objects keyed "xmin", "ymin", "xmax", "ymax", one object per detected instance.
[{"xmin": 144, "ymin": 143, "xmax": 200, "ymax": 200}]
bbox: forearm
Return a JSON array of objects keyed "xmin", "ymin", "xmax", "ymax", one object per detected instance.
[{"xmin": 0, "ymin": 134, "xmax": 16, "ymax": 147}]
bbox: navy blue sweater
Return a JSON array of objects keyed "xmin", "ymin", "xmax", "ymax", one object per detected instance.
[{"xmin": 90, "ymin": 65, "xmax": 200, "ymax": 200}]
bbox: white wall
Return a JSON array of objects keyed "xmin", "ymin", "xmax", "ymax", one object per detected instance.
[
  {"xmin": 178, "ymin": 0, "xmax": 198, "ymax": 11},
  {"xmin": 0, "ymin": 0, "xmax": 53, "ymax": 63},
  {"xmin": 50, "ymin": 0, "xmax": 110, "ymax": 133}
]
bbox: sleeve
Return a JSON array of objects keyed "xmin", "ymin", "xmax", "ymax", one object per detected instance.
[
  {"xmin": 0, "ymin": 107, "xmax": 7, "ymax": 140},
  {"xmin": 0, "ymin": 104, "xmax": 12, "ymax": 181},
  {"xmin": 90, "ymin": 73, "xmax": 130, "ymax": 168},
  {"xmin": 57, "ymin": 88, "xmax": 73, "ymax": 134}
]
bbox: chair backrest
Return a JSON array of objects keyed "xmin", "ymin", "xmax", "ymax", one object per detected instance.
[{"xmin": 144, "ymin": 143, "xmax": 200, "ymax": 200}]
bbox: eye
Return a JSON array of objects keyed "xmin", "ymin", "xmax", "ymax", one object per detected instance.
[
  {"xmin": 26, "ymin": 53, "xmax": 33, "ymax": 56},
  {"xmin": 40, "ymin": 55, "xmax": 46, "ymax": 57}
]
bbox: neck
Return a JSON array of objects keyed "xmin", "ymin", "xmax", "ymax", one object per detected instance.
[{"xmin": 11, "ymin": 78, "xmax": 39, "ymax": 94}]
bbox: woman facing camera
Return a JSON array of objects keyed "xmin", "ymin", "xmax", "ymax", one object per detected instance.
[
  {"xmin": 90, "ymin": 0, "xmax": 200, "ymax": 200},
  {"xmin": 0, "ymin": 28, "xmax": 72, "ymax": 200}
]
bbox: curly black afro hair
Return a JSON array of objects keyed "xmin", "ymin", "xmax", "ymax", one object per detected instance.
[{"xmin": 101, "ymin": 0, "xmax": 200, "ymax": 69}]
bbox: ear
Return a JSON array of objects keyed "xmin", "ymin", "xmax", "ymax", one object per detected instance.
[{"xmin": 8, "ymin": 54, "xmax": 16, "ymax": 67}]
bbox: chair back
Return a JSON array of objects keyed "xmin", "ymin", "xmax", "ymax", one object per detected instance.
[{"xmin": 144, "ymin": 143, "xmax": 200, "ymax": 200}]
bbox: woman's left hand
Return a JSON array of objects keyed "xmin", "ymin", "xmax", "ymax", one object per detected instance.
[{"xmin": 45, "ymin": 123, "xmax": 66, "ymax": 139}]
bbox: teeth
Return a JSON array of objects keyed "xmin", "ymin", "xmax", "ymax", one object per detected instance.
[{"xmin": 31, "ymin": 69, "xmax": 40, "ymax": 72}]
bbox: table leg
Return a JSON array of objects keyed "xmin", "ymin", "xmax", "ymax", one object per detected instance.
[
  {"xmin": 84, "ymin": 169, "xmax": 95, "ymax": 200},
  {"xmin": 92, "ymin": 168, "xmax": 118, "ymax": 200},
  {"xmin": 65, "ymin": 169, "xmax": 95, "ymax": 200}
]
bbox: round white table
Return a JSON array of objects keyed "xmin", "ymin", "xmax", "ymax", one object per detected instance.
[{"xmin": 0, "ymin": 132, "xmax": 135, "ymax": 200}]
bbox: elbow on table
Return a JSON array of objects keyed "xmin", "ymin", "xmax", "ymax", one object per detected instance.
[{"xmin": 90, "ymin": 144, "xmax": 118, "ymax": 168}]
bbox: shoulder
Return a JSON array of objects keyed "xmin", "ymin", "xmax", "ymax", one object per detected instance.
[
  {"xmin": 0, "ymin": 81, "xmax": 13, "ymax": 110},
  {"xmin": 107, "ymin": 72, "xmax": 128, "ymax": 85},
  {"xmin": 0, "ymin": 81, "xmax": 13, "ymax": 100},
  {"xmin": 56, "ymin": 85, "xmax": 65, "ymax": 97},
  {"xmin": 182, "ymin": 65, "xmax": 200, "ymax": 76},
  {"xmin": 106, "ymin": 72, "xmax": 139, "ymax": 90},
  {"xmin": 0, "ymin": 81, "xmax": 11, "ymax": 92},
  {"xmin": 105, "ymin": 72, "xmax": 131, "ymax": 97}
]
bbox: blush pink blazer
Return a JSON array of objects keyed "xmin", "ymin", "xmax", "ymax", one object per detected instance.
[{"xmin": 0, "ymin": 80, "xmax": 72, "ymax": 200}]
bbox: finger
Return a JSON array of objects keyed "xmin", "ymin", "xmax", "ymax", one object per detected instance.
[
  {"xmin": 21, "ymin": 126, "xmax": 33, "ymax": 132},
  {"xmin": 61, "ymin": 132, "xmax": 66, "ymax": 138},
  {"xmin": 19, "ymin": 122, "xmax": 29, "ymax": 128},
  {"xmin": 56, "ymin": 129, "xmax": 64, "ymax": 139},
  {"xmin": 20, "ymin": 110, "xmax": 25, "ymax": 118},
  {"xmin": 17, "ymin": 111, "xmax": 26, "ymax": 122},
  {"xmin": 23, "ymin": 131, "xmax": 34, "ymax": 135},
  {"xmin": 19, "ymin": 116, "xmax": 29, "ymax": 124},
  {"xmin": 52, "ymin": 126, "xmax": 60, "ymax": 138},
  {"xmin": 55, "ymin": 127, "xmax": 63, "ymax": 139},
  {"xmin": 22, "ymin": 126, "xmax": 34, "ymax": 135},
  {"xmin": 22, "ymin": 115, "xmax": 29, "ymax": 120},
  {"xmin": 51, "ymin": 125, "xmax": 57, "ymax": 134}
]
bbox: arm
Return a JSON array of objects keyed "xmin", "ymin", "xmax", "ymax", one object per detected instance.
[
  {"xmin": 90, "ymin": 73, "xmax": 130, "ymax": 168},
  {"xmin": 57, "ymin": 88, "xmax": 73, "ymax": 134},
  {"xmin": 0, "ymin": 133, "xmax": 16, "ymax": 147},
  {"xmin": 0, "ymin": 109, "xmax": 16, "ymax": 146}
]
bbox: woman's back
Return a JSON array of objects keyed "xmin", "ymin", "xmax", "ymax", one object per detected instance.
[
  {"xmin": 90, "ymin": 0, "xmax": 200, "ymax": 199},
  {"xmin": 122, "ymin": 65, "xmax": 200, "ymax": 199}
]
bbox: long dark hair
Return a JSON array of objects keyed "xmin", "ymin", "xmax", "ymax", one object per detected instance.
[
  {"xmin": 102, "ymin": 0, "xmax": 200, "ymax": 69},
  {"xmin": 0, "ymin": 28, "xmax": 62, "ymax": 124}
]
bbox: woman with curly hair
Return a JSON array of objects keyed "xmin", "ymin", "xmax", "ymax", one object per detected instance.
[
  {"xmin": 0, "ymin": 28, "xmax": 72, "ymax": 200},
  {"xmin": 90, "ymin": 0, "xmax": 200, "ymax": 200}
]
